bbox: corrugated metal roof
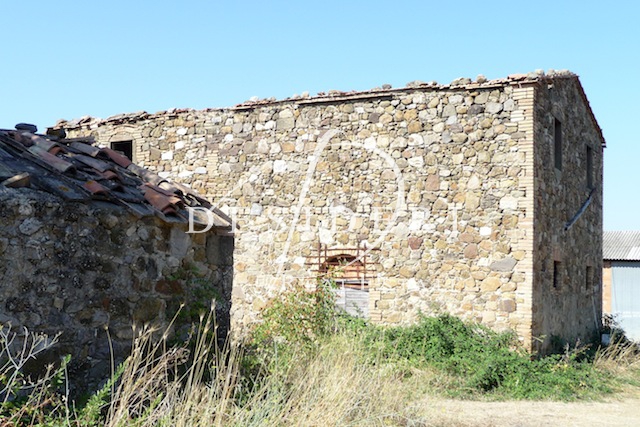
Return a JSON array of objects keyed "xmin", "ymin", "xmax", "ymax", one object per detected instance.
[{"xmin": 603, "ymin": 231, "xmax": 640, "ymax": 261}]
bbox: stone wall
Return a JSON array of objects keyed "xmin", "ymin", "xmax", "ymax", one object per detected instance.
[
  {"xmin": 57, "ymin": 72, "xmax": 604, "ymax": 351},
  {"xmin": 0, "ymin": 187, "xmax": 233, "ymax": 391},
  {"xmin": 531, "ymin": 77, "xmax": 604, "ymax": 352}
]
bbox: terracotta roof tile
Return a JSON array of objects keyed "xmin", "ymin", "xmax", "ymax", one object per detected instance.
[
  {"xmin": 73, "ymin": 154, "xmax": 113, "ymax": 172},
  {"xmin": 27, "ymin": 145, "xmax": 76, "ymax": 173},
  {"xmin": 143, "ymin": 183, "xmax": 177, "ymax": 198},
  {"xmin": 70, "ymin": 141, "xmax": 101, "ymax": 157},
  {"xmin": 83, "ymin": 180, "xmax": 109, "ymax": 195},
  {"xmin": 142, "ymin": 186, "xmax": 183, "ymax": 213},
  {"xmin": 100, "ymin": 170, "xmax": 121, "ymax": 181},
  {"xmin": 0, "ymin": 126, "xmax": 231, "ymax": 230},
  {"xmin": 1, "ymin": 172, "xmax": 30, "ymax": 188},
  {"xmin": 34, "ymin": 137, "xmax": 57, "ymax": 152},
  {"xmin": 48, "ymin": 146, "xmax": 64, "ymax": 155},
  {"xmin": 101, "ymin": 147, "xmax": 132, "ymax": 168}
]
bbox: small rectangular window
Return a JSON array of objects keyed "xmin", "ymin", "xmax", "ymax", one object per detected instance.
[
  {"xmin": 554, "ymin": 119, "xmax": 562, "ymax": 170},
  {"xmin": 111, "ymin": 140, "xmax": 133, "ymax": 161},
  {"xmin": 553, "ymin": 261, "xmax": 561, "ymax": 289},
  {"xmin": 585, "ymin": 266, "xmax": 593, "ymax": 291},
  {"xmin": 586, "ymin": 145, "xmax": 594, "ymax": 189}
]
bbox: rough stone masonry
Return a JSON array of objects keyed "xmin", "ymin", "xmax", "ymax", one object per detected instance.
[
  {"xmin": 58, "ymin": 70, "xmax": 605, "ymax": 353},
  {"xmin": 0, "ymin": 127, "xmax": 234, "ymax": 392}
]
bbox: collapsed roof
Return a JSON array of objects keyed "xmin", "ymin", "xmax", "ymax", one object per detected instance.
[{"xmin": 0, "ymin": 124, "xmax": 231, "ymax": 231}]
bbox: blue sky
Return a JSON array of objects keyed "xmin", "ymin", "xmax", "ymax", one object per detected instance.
[{"xmin": 1, "ymin": 1, "xmax": 638, "ymax": 230}]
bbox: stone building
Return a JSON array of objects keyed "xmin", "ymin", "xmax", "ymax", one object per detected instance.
[
  {"xmin": 56, "ymin": 70, "xmax": 605, "ymax": 353},
  {"xmin": 0, "ymin": 127, "xmax": 233, "ymax": 389}
]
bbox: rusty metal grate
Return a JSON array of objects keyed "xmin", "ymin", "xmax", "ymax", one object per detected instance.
[{"xmin": 306, "ymin": 241, "xmax": 378, "ymax": 289}]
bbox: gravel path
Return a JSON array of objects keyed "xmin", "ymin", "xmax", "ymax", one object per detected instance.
[{"xmin": 418, "ymin": 391, "xmax": 640, "ymax": 426}]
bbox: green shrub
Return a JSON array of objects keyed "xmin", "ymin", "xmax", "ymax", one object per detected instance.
[
  {"xmin": 239, "ymin": 277, "xmax": 341, "ymax": 398},
  {"xmin": 249, "ymin": 277, "xmax": 339, "ymax": 350},
  {"xmin": 244, "ymin": 283, "xmax": 615, "ymax": 401},
  {"xmin": 345, "ymin": 314, "xmax": 610, "ymax": 400}
]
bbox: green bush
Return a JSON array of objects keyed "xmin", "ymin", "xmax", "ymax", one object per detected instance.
[
  {"xmin": 345, "ymin": 314, "xmax": 610, "ymax": 399},
  {"xmin": 249, "ymin": 277, "xmax": 339, "ymax": 350},
  {"xmin": 239, "ymin": 277, "xmax": 341, "ymax": 398},
  {"xmin": 244, "ymin": 282, "xmax": 613, "ymax": 401}
]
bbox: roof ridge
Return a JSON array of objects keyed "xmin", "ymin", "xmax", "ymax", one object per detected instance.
[{"xmin": 54, "ymin": 69, "xmax": 579, "ymax": 128}]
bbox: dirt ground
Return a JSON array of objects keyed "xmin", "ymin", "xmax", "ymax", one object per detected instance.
[{"xmin": 418, "ymin": 389, "xmax": 640, "ymax": 427}]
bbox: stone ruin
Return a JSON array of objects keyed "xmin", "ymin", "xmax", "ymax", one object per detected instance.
[{"xmin": 0, "ymin": 127, "xmax": 233, "ymax": 391}]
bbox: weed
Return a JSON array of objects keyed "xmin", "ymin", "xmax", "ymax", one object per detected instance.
[
  {"xmin": 342, "ymin": 314, "xmax": 612, "ymax": 400},
  {"xmin": 249, "ymin": 276, "xmax": 339, "ymax": 350},
  {"xmin": 0, "ymin": 326, "xmax": 68, "ymax": 426}
]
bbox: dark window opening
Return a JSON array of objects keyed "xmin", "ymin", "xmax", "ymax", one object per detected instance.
[
  {"xmin": 111, "ymin": 140, "xmax": 133, "ymax": 161},
  {"xmin": 586, "ymin": 266, "xmax": 593, "ymax": 291},
  {"xmin": 554, "ymin": 118, "xmax": 562, "ymax": 170},
  {"xmin": 553, "ymin": 261, "xmax": 561, "ymax": 289},
  {"xmin": 586, "ymin": 145, "xmax": 594, "ymax": 189}
]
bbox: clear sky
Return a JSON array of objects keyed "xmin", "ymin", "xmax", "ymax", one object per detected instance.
[{"xmin": 1, "ymin": 1, "xmax": 638, "ymax": 231}]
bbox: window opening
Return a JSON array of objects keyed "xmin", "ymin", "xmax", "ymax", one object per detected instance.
[
  {"xmin": 554, "ymin": 119, "xmax": 562, "ymax": 170},
  {"xmin": 111, "ymin": 140, "xmax": 133, "ymax": 161},
  {"xmin": 309, "ymin": 242, "xmax": 378, "ymax": 290},
  {"xmin": 586, "ymin": 145, "xmax": 594, "ymax": 189},
  {"xmin": 553, "ymin": 261, "xmax": 561, "ymax": 289}
]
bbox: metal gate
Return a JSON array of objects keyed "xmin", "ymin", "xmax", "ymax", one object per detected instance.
[
  {"xmin": 308, "ymin": 242, "xmax": 377, "ymax": 318},
  {"xmin": 611, "ymin": 262, "xmax": 640, "ymax": 341}
]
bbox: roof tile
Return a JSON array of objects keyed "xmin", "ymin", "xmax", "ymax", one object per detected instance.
[
  {"xmin": 143, "ymin": 186, "xmax": 183, "ymax": 213},
  {"xmin": 0, "ymin": 126, "xmax": 230, "ymax": 230},
  {"xmin": 27, "ymin": 145, "xmax": 76, "ymax": 174},
  {"xmin": 101, "ymin": 147, "xmax": 132, "ymax": 168},
  {"xmin": 1, "ymin": 172, "xmax": 30, "ymax": 188},
  {"xmin": 83, "ymin": 180, "xmax": 109, "ymax": 195},
  {"xmin": 73, "ymin": 154, "xmax": 113, "ymax": 172},
  {"xmin": 70, "ymin": 141, "xmax": 101, "ymax": 157}
]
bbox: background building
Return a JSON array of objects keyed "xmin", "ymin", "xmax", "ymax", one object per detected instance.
[{"xmin": 603, "ymin": 231, "xmax": 640, "ymax": 341}]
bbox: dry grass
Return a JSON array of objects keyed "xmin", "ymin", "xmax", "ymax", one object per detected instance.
[
  {"xmin": 593, "ymin": 340, "xmax": 640, "ymax": 397},
  {"xmin": 101, "ymin": 330, "xmax": 638, "ymax": 426},
  {"xmin": 594, "ymin": 341, "xmax": 640, "ymax": 372},
  {"xmin": 98, "ymin": 327, "xmax": 429, "ymax": 426},
  {"xmin": 4, "ymin": 313, "xmax": 640, "ymax": 426},
  {"xmin": 96, "ymin": 314, "xmax": 240, "ymax": 427},
  {"xmin": 232, "ymin": 334, "xmax": 424, "ymax": 426}
]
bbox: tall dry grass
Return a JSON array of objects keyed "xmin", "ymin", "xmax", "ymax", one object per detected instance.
[
  {"xmin": 233, "ymin": 333, "xmax": 426, "ymax": 426},
  {"xmin": 593, "ymin": 339, "xmax": 640, "ymax": 395},
  {"xmin": 4, "ymin": 308, "xmax": 640, "ymax": 426},
  {"xmin": 96, "ymin": 323, "xmax": 426, "ymax": 426},
  {"xmin": 95, "ymin": 312, "xmax": 239, "ymax": 427}
]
